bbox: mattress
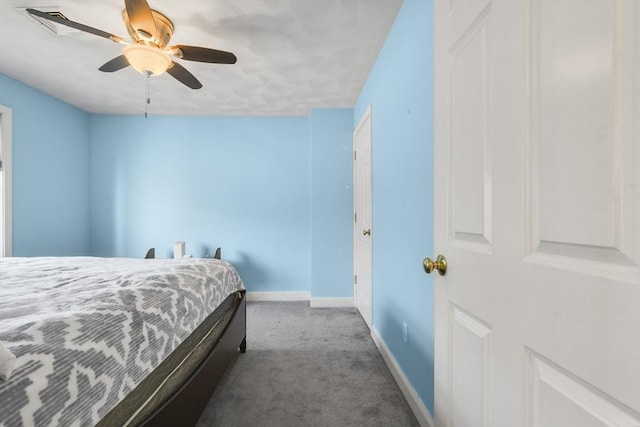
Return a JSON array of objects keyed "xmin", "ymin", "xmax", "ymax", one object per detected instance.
[
  {"xmin": 99, "ymin": 291, "xmax": 243, "ymax": 426},
  {"xmin": 0, "ymin": 257, "xmax": 245, "ymax": 427}
]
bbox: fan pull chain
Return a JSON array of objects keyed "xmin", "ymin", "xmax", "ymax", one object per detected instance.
[{"xmin": 144, "ymin": 74, "xmax": 151, "ymax": 118}]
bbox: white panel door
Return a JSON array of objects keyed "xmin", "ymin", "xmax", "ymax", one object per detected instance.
[
  {"xmin": 433, "ymin": 1, "xmax": 640, "ymax": 426},
  {"xmin": 354, "ymin": 106, "xmax": 373, "ymax": 329}
]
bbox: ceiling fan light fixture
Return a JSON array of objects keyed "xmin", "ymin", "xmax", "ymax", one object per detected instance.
[
  {"xmin": 27, "ymin": 0, "xmax": 236, "ymax": 90},
  {"xmin": 123, "ymin": 44, "xmax": 171, "ymax": 76}
]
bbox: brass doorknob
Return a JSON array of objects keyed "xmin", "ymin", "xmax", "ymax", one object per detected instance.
[
  {"xmin": 423, "ymin": 255, "xmax": 447, "ymax": 276},
  {"xmin": 363, "ymin": 228, "xmax": 371, "ymax": 236}
]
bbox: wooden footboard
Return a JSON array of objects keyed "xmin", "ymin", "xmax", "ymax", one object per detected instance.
[{"xmin": 141, "ymin": 292, "xmax": 246, "ymax": 427}]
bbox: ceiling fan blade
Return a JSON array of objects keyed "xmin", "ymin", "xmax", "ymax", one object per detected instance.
[
  {"xmin": 124, "ymin": 0, "xmax": 157, "ymax": 40},
  {"xmin": 26, "ymin": 9, "xmax": 126, "ymax": 44},
  {"xmin": 171, "ymin": 45, "xmax": 237, "ymax": 64},
  {"xmin": 167, "ymin": 62, "xmax": 202, "ymax": 90},
  {"xmin": 99, "ymin": 55, "xmax": 130, "ymax": 72}
]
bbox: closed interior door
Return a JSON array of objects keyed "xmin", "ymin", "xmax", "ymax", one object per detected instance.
[
  {"xmin": 433, "ymin": 1, "xmax": 640, "ymax": 426},
  {"xmin": 354, "ymin": 106, "xmax": 373, "ymax": 329}
]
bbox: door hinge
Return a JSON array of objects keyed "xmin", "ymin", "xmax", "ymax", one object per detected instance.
[
  {"xmin": 353, "ymin": 151, "xmax": 357, "ymax": 160},
  {"xmin": 354, "ymin": 212, "xmax": 357, "ymax": 222},
  {"xmin": 354, "ymin": 275, "xmax": 358, "ymax": 284}
]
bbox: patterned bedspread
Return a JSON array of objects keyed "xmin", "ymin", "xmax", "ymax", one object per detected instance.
[{"xmin": 0, "ymin": 257, "xmax": 244, "ymax": 427}]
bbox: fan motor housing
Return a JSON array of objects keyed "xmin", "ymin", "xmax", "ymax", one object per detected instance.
[{"xmin": 123, "ymin": 9, "xmax": 174, "ymax": 48}]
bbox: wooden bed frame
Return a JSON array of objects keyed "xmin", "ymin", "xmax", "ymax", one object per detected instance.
[
  {"xmin": 137, "ymin": 247, "xmax": 243, "ymax": 426},
  {"xmin": 0, "ymin": 254, "xmax": 243, "ymax": 427},
  {"xmin": 144, "ymin": 247, "xmax": 222, "ymax": 260},
  {"xmin": 141, "ymin": 290, "xmax": 246, "ymax": 427}
]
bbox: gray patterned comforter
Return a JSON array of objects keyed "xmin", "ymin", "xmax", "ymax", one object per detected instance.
[{"xmin": 0, "ymin": 257, "xmax": 244, "ymax": 427}]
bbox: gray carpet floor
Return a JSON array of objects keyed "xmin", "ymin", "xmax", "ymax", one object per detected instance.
[{"xmin": 196, "ymin": 301, "xmax": 420, "ymax": 427}]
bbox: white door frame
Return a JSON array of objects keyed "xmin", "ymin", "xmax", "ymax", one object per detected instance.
[
  {"xmin": 353, "ymin": 105, "xmax": 373, "ymax": 329},
  {"xmin": 0, "ymin": 105, "xmax": 12, "ymax": 258}
]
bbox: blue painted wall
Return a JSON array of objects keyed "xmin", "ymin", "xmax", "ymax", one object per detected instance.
[
  {"xmin": 90, "ymin": 115, "xmax": 312, "ymax": 293},
  {"xmin": 354, "ymin": 0, "xmax": 435, "ymax": 415},
  {"xmin": 0, "ymin": 73, "xmax": 91, "ymax": 256},
  {"xmin": 1, "ymin": 74, "xmax": 356, "ymax": 298},
  {"xmin": 309, "ymin": 108, "xmax": 354, "ymax": 298}
]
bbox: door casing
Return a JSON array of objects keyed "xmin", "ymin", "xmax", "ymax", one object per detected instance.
[{"xmin": 353, "ymin": 105, "xmax": 373, "ymax": 329}]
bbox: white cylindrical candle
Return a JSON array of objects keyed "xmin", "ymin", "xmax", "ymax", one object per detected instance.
[{"xmin": 174, "ymin": 241, "xmax": 185, "ymax": 259}]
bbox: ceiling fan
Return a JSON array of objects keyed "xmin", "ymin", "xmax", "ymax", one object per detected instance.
[{"xmin": 27, "ymin": 0, "xmax": 237, "ymax": 89}]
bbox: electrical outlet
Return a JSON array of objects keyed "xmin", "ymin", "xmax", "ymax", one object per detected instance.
[{"xmin": 402, "ymin": 321, "xmax": 408, "ymax": 344}]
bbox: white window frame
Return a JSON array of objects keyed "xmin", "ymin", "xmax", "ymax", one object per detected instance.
[{"xmin": 0, "ymin": 104, "xmax": 13, "ymax": 257}]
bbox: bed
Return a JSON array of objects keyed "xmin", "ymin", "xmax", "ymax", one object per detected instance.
[{"xmin": 0, "ymin": 256, "xmax": 246, "ymax": 427}]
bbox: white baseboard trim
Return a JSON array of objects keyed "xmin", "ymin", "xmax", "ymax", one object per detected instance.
[
  {"xmin": 309, "ymin": 297, "xmax": 354, "ymax": 308},
  {"xmin": 371, "ymin": 328, "xmax": 435, "ymax": 427},
  {"xmin": 246, "ymin": 291, "xmax": 311, "ymax": 302}
]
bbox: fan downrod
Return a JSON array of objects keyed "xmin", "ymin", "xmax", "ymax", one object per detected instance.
[{"xmin": 122, "ymin": 8, "xmax": 174, "ymax": 48}]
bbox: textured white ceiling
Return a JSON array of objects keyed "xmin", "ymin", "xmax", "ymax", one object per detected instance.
[{"xmin": 0, "ymin": 0, "xmax": 402, "ymax": 116}]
